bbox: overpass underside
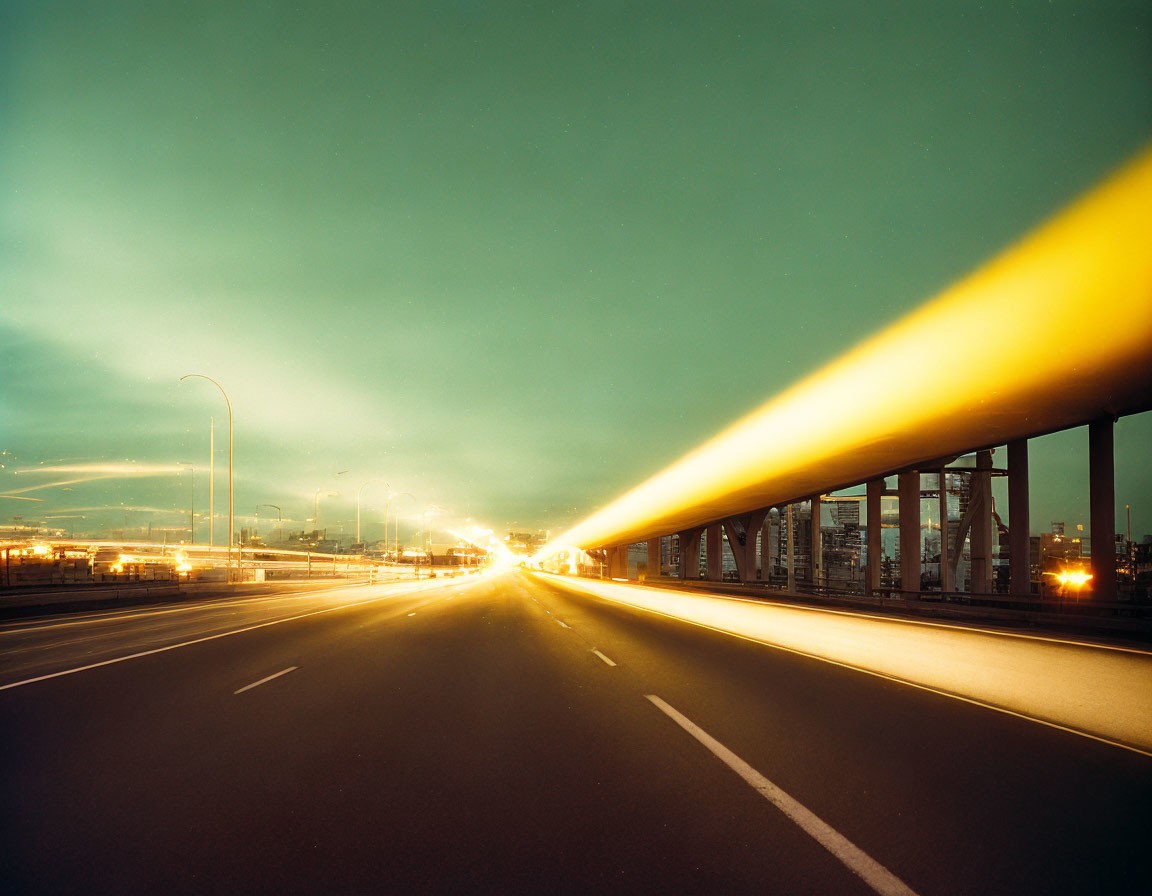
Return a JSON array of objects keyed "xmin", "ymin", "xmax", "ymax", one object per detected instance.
[
  {"xmin": 567, "ymin": 148, "xmax": 1152, "ymax": 603},
  {"xmin": 600, "ymin": 431, "xmax": 1106, "ymax": 599}
]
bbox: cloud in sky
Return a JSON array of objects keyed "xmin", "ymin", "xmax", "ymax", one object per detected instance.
[{"xmin": 2, "ymin": 1, "xmax": 1150, "ymax": 539}]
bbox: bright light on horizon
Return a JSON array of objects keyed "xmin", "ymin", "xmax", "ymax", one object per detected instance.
[{"xmin": 1054, "ymin": 569, "xmax": 1093, "ymax": 589}]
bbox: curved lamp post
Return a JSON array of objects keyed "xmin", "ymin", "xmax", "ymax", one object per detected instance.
[
  {"xmin": 389, "ymin": 492, "xmax": 418, "ymax": 556},
  {"xmin": 256, "ymin": 503, "xmax": 281, "ymax": 543},
  {"xmin": 423, "ymin": 504, "xmax": 449, "ymax": 554},
  {"xmin": 356, "ymin": 479, "xmax": 389, "ymax": 546},
  {"xmin": 180, "ymin": 374, "xmax": 234, "ymax": 579}
]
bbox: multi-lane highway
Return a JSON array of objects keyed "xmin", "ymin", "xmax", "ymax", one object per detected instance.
[{"xmin": 2, "ymin": 572, "xmax": 1149, "ymax": 894}]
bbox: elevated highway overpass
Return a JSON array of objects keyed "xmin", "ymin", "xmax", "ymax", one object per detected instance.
[{"xmin": 545, "ymin": 148, "xmax": 1152, "ymax": 601}]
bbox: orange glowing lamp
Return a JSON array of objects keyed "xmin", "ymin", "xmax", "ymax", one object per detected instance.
[{"xmin": 1054, "ymin": 569, "xmax": 1093, "ymax": 590}]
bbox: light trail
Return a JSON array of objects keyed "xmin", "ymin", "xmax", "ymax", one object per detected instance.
[
  {"xmin": 2, "ymin": 477, "xmax": 122, "ymax": 495},
  {"xmin": 2, "ymin": 465, "xmax": 193, "ymax": 498},
  {"xmin": 14, "ymin": 464, "xmax": 189, "ymax": 475},
  {"xmin": 0, "ymin": 578, "xmax": 455, "ymax": 691},
  {"xmin": 0, "ymin": 537, "xmax": 441, "ymax": 581},
  {"xmin": 543, "ymin": 148, "xmax": 1152, "ymax": 552},
  {"xmin": 534, "ymin": 573, "xmax": 1152, "ymax": 755}
]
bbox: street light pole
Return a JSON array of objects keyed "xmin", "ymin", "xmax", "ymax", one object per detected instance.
[
  {"xmin": 210, "ymin": 417, "xmax": 214, "ymax": 549},
  {"xmin": 383, "ymin": 492, "xmax": 393, "ymax": 558},
  {"xmin": 178, "ymin": 462, "xmax": 194, "ymax": 544},
  {"xmin": 256, "ymin": 504, "xmax": 281, "ymax": 544},
  {"xmin": 181, "ymin": 374, "xmax": 234, "ymax": 580},
  {"xmin": 356, "ymin": 479, "xmax": 389, "ymax": 546},
  {"xmin": 389, "ymin": 493, "xmax": 417, "ymax": 557}
]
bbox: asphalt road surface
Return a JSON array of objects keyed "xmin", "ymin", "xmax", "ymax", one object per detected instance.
[{"xmin": 1, "ymin": 571, "xmax": 1149, "ymax": 894}]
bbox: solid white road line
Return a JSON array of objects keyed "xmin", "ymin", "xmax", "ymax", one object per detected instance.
[
  {"xmin": 549, "ymin": 577, "xmax": 1152, "ymax": 758},
  {"xmin": 592, "ymin": 649, "xmax": 616, "ymax": 667},
  {"xmin": 0, "ymin": 588, "xmax": 430, "ymax": 692},
  {"xmin": 0, "ymin": 586, "xmax": 357, "ymax": 634},
  {"xmin": 645, "ymin": 695, "xmax": 920, "ymax": 896},
  {"xmin": 234, "ymin": 666, "xmax": 297, "ymax": 694}
]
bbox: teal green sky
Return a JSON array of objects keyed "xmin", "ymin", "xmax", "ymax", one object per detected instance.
[{"xmin": 2, "ymin": 1, "xmax": 1150, "ymax": 543}]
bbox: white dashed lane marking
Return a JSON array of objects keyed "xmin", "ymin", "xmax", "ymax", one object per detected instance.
[{"xmin": 234, "ymin": 667, "xmax": 298, "ymax": 695}]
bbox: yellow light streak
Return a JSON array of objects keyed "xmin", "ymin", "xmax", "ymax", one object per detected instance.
[
  {"xmin": 2, "ymin": 477, "xmax": 119, "ymax": 495},
  {"xmin": 14, "ymin": 464, "xmax": 187, "ymax": 475},
  {"xmin": 534, "ymin": 573, "xmax": 1152, "ymax": 754},
  {"xmin": 2, "ymin": 465, "xmax": 189, "ymax": 497},
  {"xmin": 546, "ymin": 148, "xmax": 1152, "ymax": 552}
]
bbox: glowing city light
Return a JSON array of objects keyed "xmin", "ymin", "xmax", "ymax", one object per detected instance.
[
  {"xmin": 173, "ymin": 550, "xmax": 192, "ymax": 575},
  {"xmin": 1055, "ymin": 569, "xmax": 1093, "ymax": 589},
  {"xmin": 448, "ymin": 524, "xmax": 521, "ymax": 571}
]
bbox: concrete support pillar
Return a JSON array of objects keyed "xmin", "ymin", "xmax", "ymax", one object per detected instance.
[
  {"xmin": 970, "ymin": 451, "xmax": 993, "ymax": 594},
  {"xmin": 761, "ymin": 514, "xmax": 772, "ymax": 581},
  {"xmin": 646, "ymin": 538, "xmax": 661, "ymax": 578},
  {"xmin": 938, "ymin": 471, "xmax": 952, "ymax": 593},
  {"xmin": 606, "ymin": 545, "xmax": 627, "ymax": 579},
  {"xmin": 1008, "ymin": 439, "xmax": 1031, "ymax": 597},
  {"xmin": 809, "ymin": 496, "xmax": 822, "ymax": 587},
  {"xmin": 786, "ymin": 504, "xmax": 796, "ymax": 592},
  {"xmin": 677, "ymin": 528, "xmax": 703, "ymax": 580},
  {"xmin": 722, "ymin": 510, "xmax": 769, "ymax": 583},
  {"xmin": 705, "ymin": 524, "xmax": 722, "ymax": 581},
  {"xmin": 866, "ymin": 479, "xmax": 883, "ymax": 594},
  {"xmin": 898, "ymin": 472, "xmax": 920, "ymax": 595},
  {"xmin": 1089, "ymin": 418, "xmax": 1117, "ymax": 601},
  {"xmin": 747, "ymin": 509, "xmax": 768, "ymax": 582}
]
